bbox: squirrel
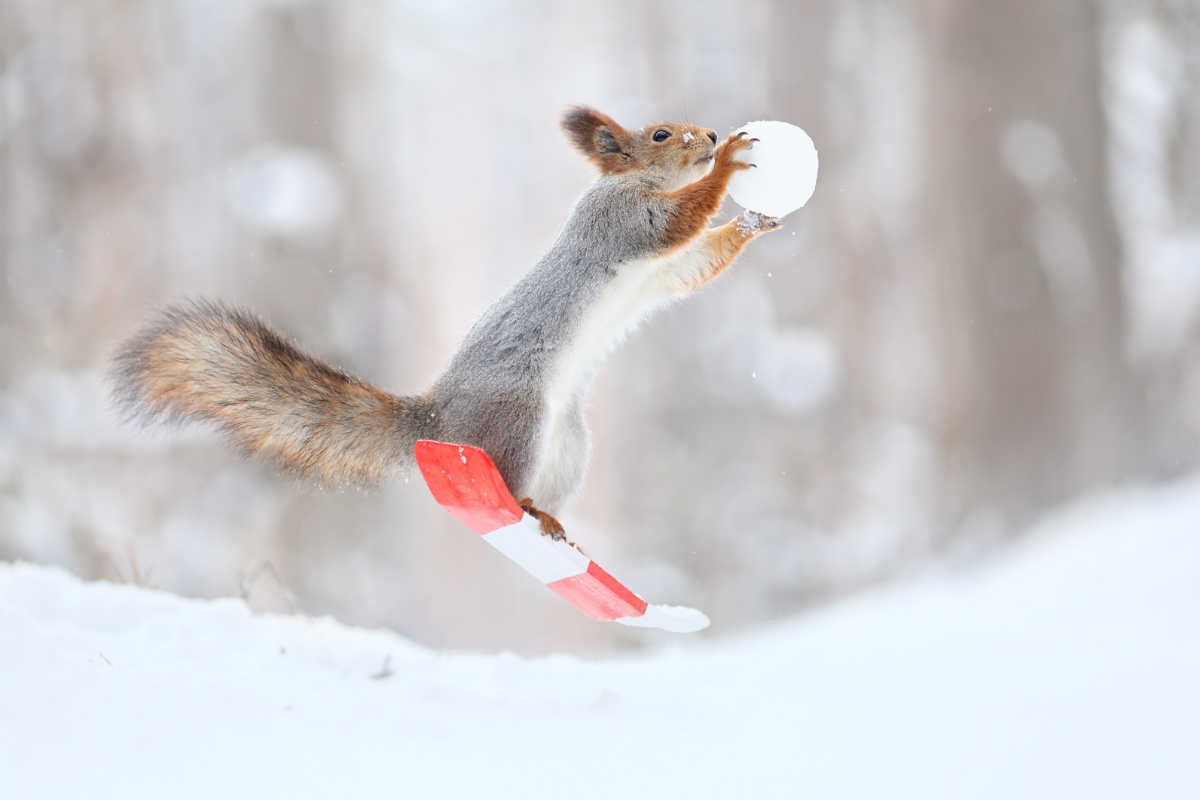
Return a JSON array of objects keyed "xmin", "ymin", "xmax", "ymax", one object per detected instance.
[{"xmin": 112, "ymin": 106, "xmax": 781, "ymax": 537}]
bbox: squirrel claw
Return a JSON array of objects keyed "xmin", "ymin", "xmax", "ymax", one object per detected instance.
[{"xmin": 716, "ymin": 132, "xmax": 756, "ymax": 170}]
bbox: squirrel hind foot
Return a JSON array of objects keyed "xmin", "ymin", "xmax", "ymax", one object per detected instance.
[{"xmin": 517, "ymin": 498, "xmax": 568, "ymax": 542}]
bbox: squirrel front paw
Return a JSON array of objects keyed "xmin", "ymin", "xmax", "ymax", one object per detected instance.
[
  {"xmin": 714, "ymin": 131, "xmax": 756, "ymax": 172},
  {"xmin": 734, "ymin": 210, "xmax": 783, "ymax": 236}
]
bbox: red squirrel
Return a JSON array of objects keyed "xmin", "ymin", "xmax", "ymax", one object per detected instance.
[{"xmin": 113, "ymin": 106, "xmax": 781, "ymax": 537}]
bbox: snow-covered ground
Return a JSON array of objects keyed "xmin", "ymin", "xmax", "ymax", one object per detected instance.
[{"xmin": 3, "ymin": 478, "xmax": 1199, "ymax": 800}]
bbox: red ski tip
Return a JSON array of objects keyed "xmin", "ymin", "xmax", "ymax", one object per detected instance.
[
  {"xmin": 414, "ymin": 439, "xmax": 709, "ymax": 633},
  {"xmin": 414, "ymin": 440, "xmax": 523, "ymax": 534}
]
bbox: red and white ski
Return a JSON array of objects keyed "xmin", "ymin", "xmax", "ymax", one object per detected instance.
[{"xmin": 414, "ymin": 440, "xmax": 709, "ymax": 633}]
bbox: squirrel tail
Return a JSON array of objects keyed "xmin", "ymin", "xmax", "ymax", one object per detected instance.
[{"xmin": 111, "ymin": 300, "xmax": 431, "ymax": 488}]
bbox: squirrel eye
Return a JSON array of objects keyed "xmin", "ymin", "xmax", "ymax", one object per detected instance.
[{"xmin": 652, "ymin": 129, "xmax": 671, "ymax": 143}]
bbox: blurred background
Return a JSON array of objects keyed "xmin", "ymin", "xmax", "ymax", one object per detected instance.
[{"xmin": 0, "ymin": 0, "xmax": 1197, "ymax": 654}]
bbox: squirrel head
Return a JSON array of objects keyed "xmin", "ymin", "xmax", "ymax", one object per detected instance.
[{"xmin": 560, "ymin": 106, "xmax": 718, "ymax": 191}]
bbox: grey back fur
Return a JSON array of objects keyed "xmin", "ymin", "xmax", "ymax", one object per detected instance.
[{"xmin": 430, "ymin": 175, "xmax": 669, "ymax": 510}]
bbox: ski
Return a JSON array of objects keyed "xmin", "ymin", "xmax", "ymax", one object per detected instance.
[{"xmin": 414, "ymin": 440, "xmax": 709, "ymax": 633}]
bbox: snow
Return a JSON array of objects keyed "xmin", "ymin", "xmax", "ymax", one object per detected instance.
[
  {"xmin": 727, "ymin": 120, "xmax": 819, "ymax": 217},
  {"xmin": 3, "ymin": 476, "xmax": 1200, "ymax": 799}
]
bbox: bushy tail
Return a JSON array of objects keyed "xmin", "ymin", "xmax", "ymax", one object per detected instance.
[{"xmin": 112, "ymin": 300, "xmax": 431, "ymax": 488}]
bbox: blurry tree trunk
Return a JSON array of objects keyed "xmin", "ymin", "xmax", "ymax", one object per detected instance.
[
  {"xmin": 923, "ymin": 0, "xmax": 1144, "ymax": 530},
  {"xmin": 1104, "ymin": 0, "xmax": 1200, "ymax": 478}
]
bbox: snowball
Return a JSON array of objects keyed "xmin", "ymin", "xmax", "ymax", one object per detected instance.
[{"xmin": 726, "ymin": 120, "xmax": 819, "ymax": 218}]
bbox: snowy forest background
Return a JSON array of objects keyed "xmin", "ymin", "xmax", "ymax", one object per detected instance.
[{"xmin": 1, "ymin": 0, "xmax": 1197, "ymax": 654}]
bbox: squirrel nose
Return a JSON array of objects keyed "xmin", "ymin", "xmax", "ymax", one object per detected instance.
[{"xmin": 705, "ymin": 130, "xmax": 717, "ymax": 145}]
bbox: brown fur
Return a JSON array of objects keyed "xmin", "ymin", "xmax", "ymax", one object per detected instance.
[
  {"xmin": 560, "ymin": 105, "xmax": 723, "ymax": 185},
  {"xmin": 112, "ymin": 301, "xmax": 432, "ymax": 487},
  {"xmin": 560, "ymin": 107, "xmax": 637, "ymax": 174},
  {"xmin": 660, "ymin": 132, "xmax": 755, "ymax": 251},
  {"xmin": 676, "ymin": 218, "xmax": 762, "ymax": 294}
]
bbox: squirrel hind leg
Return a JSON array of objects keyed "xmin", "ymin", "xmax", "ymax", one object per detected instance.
[{"xmin": 516, "ymin": 498, "xmax": 567, "ymax": 542}]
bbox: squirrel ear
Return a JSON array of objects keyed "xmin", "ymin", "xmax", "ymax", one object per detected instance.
[{"xmin": 560, "ymin": 106, "xmax": 634, "ymax": 174}]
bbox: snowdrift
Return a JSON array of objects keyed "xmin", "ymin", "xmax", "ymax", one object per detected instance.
[{"xmin": 3, "ymin": 477, "xmax": 1199, "ymax": 799}]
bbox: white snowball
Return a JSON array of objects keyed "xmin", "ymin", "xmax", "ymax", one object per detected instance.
[{"xmin": 726, "ymin": 120, "xmax": 819, "ymax": 218}]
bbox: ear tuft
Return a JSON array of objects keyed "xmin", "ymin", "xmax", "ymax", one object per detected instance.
[{"xmin": 560, "ymin": 106, "xmax": 634, "ymax": 174}]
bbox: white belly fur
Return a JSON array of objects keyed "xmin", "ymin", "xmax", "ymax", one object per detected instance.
[{"xmin": 528, "ymin": 254, "xmax": 679, "ymax": 508}]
